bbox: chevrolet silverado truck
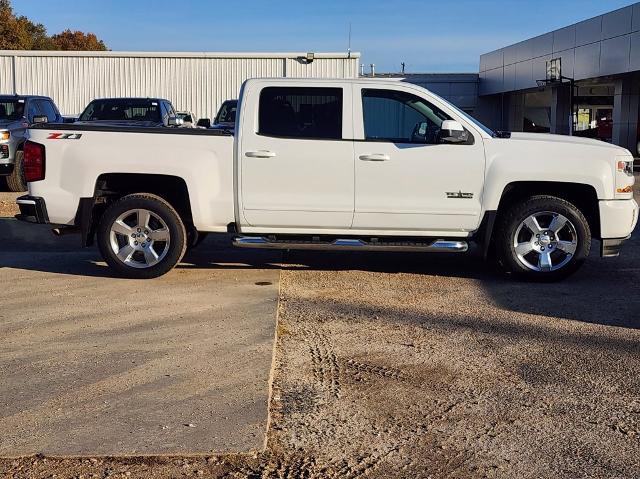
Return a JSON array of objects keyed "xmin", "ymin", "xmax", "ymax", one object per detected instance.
[
  {"xmin": 0, "ymin": 94, "xmax": 63, "ymax": 191},
  {"xmin": 16, "ymin": 78, "xmax": 638, "ymax": 280}
]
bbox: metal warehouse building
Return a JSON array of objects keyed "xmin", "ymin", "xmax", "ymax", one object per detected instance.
[{"xmin": 0, "ymin": 51, "xmax": 360, "ymax": 120}]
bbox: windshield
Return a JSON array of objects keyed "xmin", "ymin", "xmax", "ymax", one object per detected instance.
[
  {"xmin": 79, "ymin": 99, "xmax": 162, "ymax": 122},
  {"xmin": 0, "ymin": 99, "xmax": 25, "ymax": 121},
  {"xmin": 215, "ymin": 100, "xmax": 237, "ymax": 124},
  {"xmin": 436, "ymin": 96, "xmax": 496, "ymax": 137}
]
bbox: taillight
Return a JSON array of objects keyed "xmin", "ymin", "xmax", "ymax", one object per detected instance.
[{"xmin": 23, "ymin": 140, "xmax": 46, "ymax": 182}]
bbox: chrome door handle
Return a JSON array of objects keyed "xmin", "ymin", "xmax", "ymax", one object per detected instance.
[
  {"xmin": 359, "ymin": 154, "xmax": 390, "ymax": 161},
  {"xmin": 245, "ymin": 150, "xmax": 276, "ymax": 158}
]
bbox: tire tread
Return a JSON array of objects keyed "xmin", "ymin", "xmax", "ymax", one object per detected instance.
[{"xmin": 6, "ymin": 150, "xmax": 27, "ymax": 192}]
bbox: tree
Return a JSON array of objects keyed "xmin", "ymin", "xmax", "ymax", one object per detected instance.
[
  {"xmin": 50, "ymin": 30, "xmax": 107, "ymax": 51},
  {"xmin": 0, "ymin": 0, "xmax": 107, "ymax": 51}
]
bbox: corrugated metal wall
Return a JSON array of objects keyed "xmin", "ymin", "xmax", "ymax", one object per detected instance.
[{"xmin": 0, "ymin": 51, "xmax": 360, "ymax": 120}]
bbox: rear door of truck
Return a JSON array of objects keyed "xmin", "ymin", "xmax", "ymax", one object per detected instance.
[{"xmin": 238, "ymin": 80, "xmax": 354, "ymax": 229}]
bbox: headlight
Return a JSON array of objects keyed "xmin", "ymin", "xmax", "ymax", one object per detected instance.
[
  {"xmin": 0, "ymin": 131, "xmax": 9, "ymax": 142},
  {"xmin": 615, "ymin": 156, "xmax": 635, "ymax": 197},
  {"xmin": 617, "ymin": 159, "xmax": 634, "ymax": 176}
]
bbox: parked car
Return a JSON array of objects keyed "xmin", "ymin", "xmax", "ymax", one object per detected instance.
[
  {"xmin": 177, "ymin": 111, "xmax": 199, "ymax": 128},
  {"xmin": 75, "ymin": 98, "xmax": 182, "ymax": 128},
  {"xmin": 211, "ymin": 99, "xmax": 237, "ymax": 131},
  {"xmin": 16, "ymin": 78, "xmax": 638, "ymax": 280},
  {"xmin": 0, "ymin": 94, "xmax": 63, "ymax": 191}
]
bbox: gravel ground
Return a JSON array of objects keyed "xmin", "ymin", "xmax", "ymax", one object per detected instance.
[
  {"xmin": 0, "ymin": 191, "xmax": 19, "ymax": 217},
  {"xmin": 1, "ymin": 181, "xmax": 639, "ymax": 478}
]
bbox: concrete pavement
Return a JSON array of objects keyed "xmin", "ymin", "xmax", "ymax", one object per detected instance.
[{"xmin": 0, "ymin": 220, "xmax": 281, "ymax": 456}]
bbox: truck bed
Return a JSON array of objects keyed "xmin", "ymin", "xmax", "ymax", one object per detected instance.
[{"xmin": 26, "ymin": 124, "xmax": 236, "ymax": 232}]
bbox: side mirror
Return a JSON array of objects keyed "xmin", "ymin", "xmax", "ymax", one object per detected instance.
[
  {"xmin": 438, "ymin": 120, "xmax": 468, "ymax": 144},
  {"xmin": 196, "ymin": 118, "xmax": 211, "ymax": 129},
  {"xmin": 32, "ymin": 115, "xmax": 49, "ymax": 125},
  {"xmin": 168, "ymin": 116, "xmax": 184, "ymax": 127}
]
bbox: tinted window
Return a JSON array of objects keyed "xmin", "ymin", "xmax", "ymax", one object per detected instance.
[
  {"xmin": 79, "ymin": 99, "xmax": 161, "ymax": 122},
  {"xmin": 215, "ymin": 100, "xmax": 237, "ymax": 124},
  {"xmin": 259, "ymin": 87, "xmax": 342, "ymax": 139},
  {"xmin": 38, "ymin": 100, "xmax": 58, "ymax": 122},
  {"xmin": 163, "ymin": 102, "xmax": 176, "ymax": 118},
  {"xmin": 362, "ymin": 89, "xmax": 451, "ymax": 144},
  {"xmin": 0, "ymin": 99, "xmax": 25, "ymax": 121},
  {"xmin": 27, "ymin": 101, "xmax": 39, "ymax": 122}
]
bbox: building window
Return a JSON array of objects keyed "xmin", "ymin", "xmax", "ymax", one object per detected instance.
[{"xmin": 259, "ymin": 87, "xmax": 343, "ymax": 139}]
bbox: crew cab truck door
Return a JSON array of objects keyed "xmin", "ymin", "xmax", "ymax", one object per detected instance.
[
  {"xmin": 352, "ymin": 85, "xmax": 485, "ymax": 234},
  {"xmin": 239, "ymin": 83, "xmax": 354, "ymax": 229}
]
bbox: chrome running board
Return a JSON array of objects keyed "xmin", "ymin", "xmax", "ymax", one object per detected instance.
[{"xmin": 233, "ymin": 236, "xmax": 468, "ymax": 253}]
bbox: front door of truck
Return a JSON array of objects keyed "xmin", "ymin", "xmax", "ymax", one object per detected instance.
[
  {"xmin": 239, "ymin": 83, "xmax": 354, "ymax": 229},
  {"xmin": 351, "ymin": 85, "xmax": 485, "ymax": 234}
]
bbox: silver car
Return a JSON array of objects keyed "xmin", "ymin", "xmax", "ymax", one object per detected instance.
[{"xmin": 0, "ymin": 95, "xmax": 63, "ymax": 191}]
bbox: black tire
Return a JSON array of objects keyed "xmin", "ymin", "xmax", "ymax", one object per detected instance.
[
  {"xmin": 6, "ymin": 150, "xmax": 27, "ymax": 192},
  {"xmin": 97, "ymin": 193, "xmax": 187, "ymax": 279},
  {"xmin": 495, "ymin": 195, "xmax": 591, "ymax": 281}
]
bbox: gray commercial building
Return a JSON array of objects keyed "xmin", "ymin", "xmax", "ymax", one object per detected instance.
[
  {"xmin": 375, "ymin": 3, "xmax": 640, "ymax": 158},
  {"xmin": 477, "ymin": 2, "xmax": 640, "ymax": 156}
]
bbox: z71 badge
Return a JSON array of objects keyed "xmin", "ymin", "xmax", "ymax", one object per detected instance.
[{"xmin": 47, "ymin": 133, "xmax": 83, "ymax": 140}]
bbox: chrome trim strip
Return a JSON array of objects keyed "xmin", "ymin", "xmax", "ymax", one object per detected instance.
[
  {"xmin": 16, "ymin": 199, "xmax": 37, "ymax": 205},
  {"xmin": 233, "ymin": 237, "xmax": 468, "ymax": 253}
]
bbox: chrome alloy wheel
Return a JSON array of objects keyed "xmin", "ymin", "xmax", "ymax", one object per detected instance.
[
  {"xmin": 513, "ymin": 211, "xmax": 578, "ymax": 272},
  {"xmin": 109, "ymin": 209, "xmax": 170, "ymax": 269}
]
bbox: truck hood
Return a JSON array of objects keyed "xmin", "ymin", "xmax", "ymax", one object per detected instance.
[
  {"xmin": 0, "ymin": 119, "xmax": 21, "ymax": 129},
  {"xmin": 507, "ymin": 132, "xmax": 629, "ymax": 154}
]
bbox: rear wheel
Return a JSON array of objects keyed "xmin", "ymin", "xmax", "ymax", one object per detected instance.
[
  {"xmin": 6, "ymin": 150, "xmax": 27, "ymax": 192},
  {"xmin": 97, "ymin": 194, "xmax": 187, "ymax": 279},
  {"xmin": 495, "ymin": 195, "xmax": 591, "ymax": 281}
]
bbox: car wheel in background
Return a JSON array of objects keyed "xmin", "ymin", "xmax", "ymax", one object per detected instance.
[{"xmin": 6, "ymin": 150, "xmax": 27, "ymax": 192}]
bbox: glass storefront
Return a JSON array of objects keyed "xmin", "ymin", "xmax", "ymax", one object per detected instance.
[
  {"xmin": 523, "ymin": 90, "xmax": 552, "ymax": 133},
  {"xmin": 572, "ymin": 83, "xmax": 614, "ymax": 143}
]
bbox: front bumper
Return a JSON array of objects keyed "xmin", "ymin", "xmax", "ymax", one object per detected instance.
[
  {"xmin": 599, "ymin": 199, "xmax": 638, "ymax": 238},
  {"xmin": 598, "ymin": 198, "xmax": 638, "ymax": 257},
  {"xmin": 15, "ymin": 195, "xmax": 49, "ymax": 224}
]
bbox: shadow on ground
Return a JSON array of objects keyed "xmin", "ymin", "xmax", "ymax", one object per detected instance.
[{"xmin": 1, "ymin": 215, "xmax": 638, "ymax": 329}]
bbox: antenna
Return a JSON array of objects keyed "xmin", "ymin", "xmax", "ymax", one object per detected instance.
[
  {"xmin": 347, "ymin": 22, "xmax": 352, "ymax": 58},
  {"xmin": 401, "ymin": 62, "xmax": 405, "ymax": 74}
]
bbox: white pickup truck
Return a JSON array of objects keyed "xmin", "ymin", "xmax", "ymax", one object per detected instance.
[{"xmin": 16, "ymin": 78, "xmax": 638, "ymax": 280}]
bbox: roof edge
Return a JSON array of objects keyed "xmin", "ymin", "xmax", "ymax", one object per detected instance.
[{"xmin": 0, "ymin": 50, "xmax": 361, "ymax": 59}]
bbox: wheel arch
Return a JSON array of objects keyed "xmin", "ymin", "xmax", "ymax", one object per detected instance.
[
  {"xmin": 77, "ymin": 173, "xmax": 194, "ymax": 247},
  {"xmin": 477, "ymin": 181, "xmax": 600, "ymax": 258}
]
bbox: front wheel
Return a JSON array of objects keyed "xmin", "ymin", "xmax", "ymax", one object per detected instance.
[
  {"xmin": 97, "ymin": 193, "xmax": 187, "ymax": 279},
  {"xmin": 495, "ymin": 195, "xmax": 591, "ymax": 281}
]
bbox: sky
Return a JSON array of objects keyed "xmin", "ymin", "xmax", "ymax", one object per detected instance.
[{"xmin": 11, "ymin": 0, "xmax": 638, "ymax": 73}]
